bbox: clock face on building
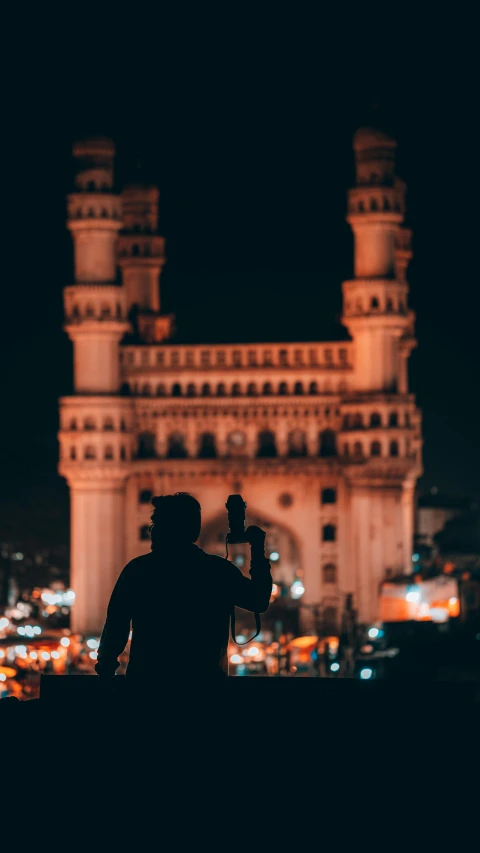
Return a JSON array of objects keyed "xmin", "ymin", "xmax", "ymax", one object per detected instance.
[{"xmin": 229, "ymin": 430, "xmax": 246, "ymax": 447}]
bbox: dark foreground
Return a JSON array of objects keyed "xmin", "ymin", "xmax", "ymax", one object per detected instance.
[{"xmin": 2, "ymin": 674, "xmax": 477, "ymax": 825}]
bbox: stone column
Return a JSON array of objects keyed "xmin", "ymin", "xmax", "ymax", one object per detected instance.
[{"xmin": 68, "ymin": 476, "xmax": 127, "ymax": 635}]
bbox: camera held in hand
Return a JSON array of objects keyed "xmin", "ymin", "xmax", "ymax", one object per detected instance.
[
  {"xmin": 225, "ymin": 494, "xmax": 266, "ymax": 551},
  {"xmin": 225, "ymin": 494, "xmax": 248, "ymax": 545}
]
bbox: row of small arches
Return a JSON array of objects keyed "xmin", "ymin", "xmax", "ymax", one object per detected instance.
[
  {"xmin": 69, "ymin": 445, "xmax": 128, "ymax": 461},
  {"xmin": 344, "ymin": 296, "xmax": 407, "ymax": 315},
  {"xmin": 350, "ymin": 196, "xmax": 401, "ymax": 214},
  {"xmin": 72, "ymin": 206, "xmax": 121, "ymax": 219},
  {"xmin": 118, "ymin": 243, "xmax": 160, "ymax": 258},
  {"xmin": 342, "ymin": 411, "xmax": 410, "ymax": 429},
  {"xmin": 68, "ymin": 417, "xmax": 127, "ymax": 431},
  {"xmin": 342, "ymin": 440, "xmax": 400, "ymax": 458},
  {"xmin": 69, "ymin": 303, "xmax": 124, "ymax": 321},
  {"xmin": 136, "ymin": 429, "xmax": 337, "ymax": 459},
  {"xmin": 124, "ymin": 380, "xmax": 349, "ymax": 398}
]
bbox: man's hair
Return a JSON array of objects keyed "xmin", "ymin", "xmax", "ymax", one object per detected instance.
[{"xmin": 150, "ymin": 493, "xmax": 201, "ymax": 548}]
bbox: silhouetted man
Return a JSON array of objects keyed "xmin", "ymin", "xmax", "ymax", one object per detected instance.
[{"xmin": 95, "ymin": 493, "xmax": 272, "ymax": 686}]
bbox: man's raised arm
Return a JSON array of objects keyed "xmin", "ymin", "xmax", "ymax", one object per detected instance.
[{"xmin": 230, "ymin": 525, "xmax": 272, "ymax": 613}]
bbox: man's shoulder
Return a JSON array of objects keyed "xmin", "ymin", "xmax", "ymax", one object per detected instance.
[
  {"xmin": 123, "ymin": 552, "xmax": 155, "ymax": 572},
  {"xmin": 194, "ymin": 546, "xmax": 232, "ymax": 571}
]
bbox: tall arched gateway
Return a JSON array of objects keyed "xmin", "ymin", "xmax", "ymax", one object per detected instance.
[{"xmin": 59, "ymin": 130, "xmax": 422, "ymax": 635}]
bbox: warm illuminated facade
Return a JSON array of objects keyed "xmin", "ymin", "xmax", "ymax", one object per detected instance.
[{"xmin": 59, "ymin": 129, "xmax": 422, "ymax": 635}]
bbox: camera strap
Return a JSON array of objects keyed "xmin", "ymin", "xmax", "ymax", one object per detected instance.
[{"xmin": 231, "ymin": 605, "xmax": 261, "ymax": 645}]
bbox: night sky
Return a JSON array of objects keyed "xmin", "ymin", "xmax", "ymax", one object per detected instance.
[{"xmin": 2, "ymin": 12, "xmax": 478, "ymax": 553}]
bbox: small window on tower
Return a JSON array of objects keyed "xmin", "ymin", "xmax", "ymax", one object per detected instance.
[
  {"xmin": 321, "ymin": 488, "xmax": 337, "ymax": 505},
  {"xmin": 232, "ymin": 351, "xmax": 242, "ymax": 366},
  {"xmin": 139, "ymin": 490, "xmax": 153, "ymax": 504},
  {"xmin": 322, "ymin": 524, "xmax": 336, "ymax": 542},
  {"xmin": 201, "ymin": 351, "xmax": 210, "ymax": 366}
]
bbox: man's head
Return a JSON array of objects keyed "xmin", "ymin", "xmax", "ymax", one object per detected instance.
[{"xmin": 150, "ymin": 493, "xmax": 201, "ymax": 549}]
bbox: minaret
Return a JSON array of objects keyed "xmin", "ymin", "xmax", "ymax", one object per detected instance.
[
  {"xmin": 340, "ymin": 126, "xmax": 422, "ymax": 625},
  {"xmin": 118, "ymin": 179, "xmax": 173, "ymax": 343},
  {"xmin": 59, "ymin": 138, "xmax": 133, "ymax": 634},
  {"xmin": 342, "ymin": 126, "xmax": 414, "ymax": 392}
]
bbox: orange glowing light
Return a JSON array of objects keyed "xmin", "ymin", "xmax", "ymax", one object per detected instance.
[
  {"xmin": 0, "ymin": 666, "xmax": 17, "ymax": 679},
  {"xmin": 288, "ymin": 635, "xmax": 318, "ymax": 650}
]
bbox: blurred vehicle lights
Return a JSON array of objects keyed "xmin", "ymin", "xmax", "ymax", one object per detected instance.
[
  {"xmin": 87, "ymin": 638, "xmax": 99, "ymax": 649},
  {"xmin": 269, "ymin": 552, "xmax": 280, "ymax": 562},
  {"xmin": 0, "ymin": 673, "xmax": 6, "ymax": 681},
  {"xmin": 360, "ymin": 668, "xmax": 373, "ymax": 680},
  {"xmin": 0, "ymin": 617, "xmax": 10, "ymax": 630},
  {"xmin": 290, "ymin": 580, "xmax": 305, "ymax": 599},
  {"xmin": 89, "ymin": 651, "xmax": 98, "ymax": 660},
  {"xmin": 406, "ymin": 590, "xmax": 420, "ymax": 602},
  {"xmin": 368, "ymin": 627, "xmax": 379, "ymax": 639},
  {"xmin": 17, "ymin": 627, "xmax": 26, "ymax": 636},
  {"xmin": 30, "ymin": 652, "xmax": 38, "ymax": 660},
  {"xmin": 60, "ymin": 637, "xmax": 70, "ymax": 647},
  {"xmin": 51, "ymin": 651, "xmax": 60, "ymax": 659},
  {"xmin": 230, "ymin": 654, "xmax": 243, "ymax": 665},
  {"xmin": 246, "ymin": 646, "xmax": 259, "ymax": 656},
  {"xmin": 33, "ymin": 626, "xmax": 41, "ymax": 635},
  {"xmin": 330, "ymin": 662, "xmax": 340, "ymax": 672},
  {"xmin": 41, "ymin": 652, "xmax": 50, "ymax": 661}
]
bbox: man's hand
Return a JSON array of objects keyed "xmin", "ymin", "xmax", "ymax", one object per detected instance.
[{"xmin": 246, "ymin": 525, "xmax": 266, "ymax": 554}]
